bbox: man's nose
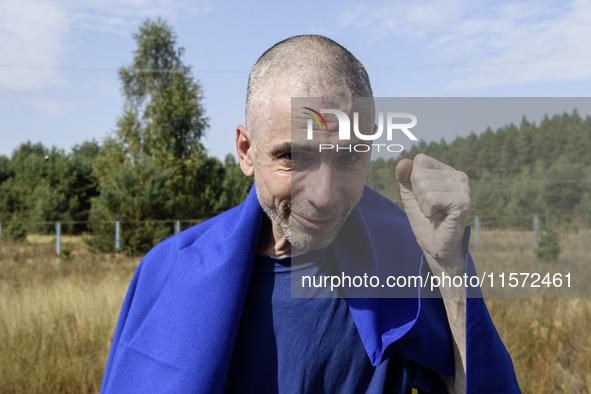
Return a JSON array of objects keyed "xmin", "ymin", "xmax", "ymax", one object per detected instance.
[{"xmin": 302, "ymin": 163, "xmax": 340, "ymax": 210}]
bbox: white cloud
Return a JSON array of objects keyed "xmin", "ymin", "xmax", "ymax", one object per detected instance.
[
  {"xmin": 0, "ymin": 0, "xmax": 212, "ymax": 90},
  {"xmin": 337, "ymin": 0, "xmax": 465, "ymax": 41},
  {"xmin": 337, "ymin": 0, "xmax": 591, "ymax": 90},
  {"xmin": 0, "ymin": 0, "xmax": 69, "ymax": 89},
  {"xmin": 65, "ymin": 0, "xmax": 212, "ymax": 36}
]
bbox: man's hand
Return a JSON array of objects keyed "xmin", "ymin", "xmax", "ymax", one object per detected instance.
[{"xmin": 395, "ymin": 153, "xmax": 471, "ymax": 267}]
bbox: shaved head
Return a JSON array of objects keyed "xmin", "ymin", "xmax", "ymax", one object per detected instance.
[
  {"xmin": 238, "ymin": 35, "xmax": 374, "ymax": 253},
  {"xmin": 245, "ymin": 35, "xmax": 373, "ymax": 145}
]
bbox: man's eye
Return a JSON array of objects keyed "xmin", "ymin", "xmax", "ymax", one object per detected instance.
[
  {"xmin": 290, "ymin": 151, "xmax": 302, "ymax": 161},
  {"xmin": 283, "ymin": 151, "xmax": 302, "ymax": 162},
  {"xmin": 338, "ymin": 153, "xmax": 359, "ymax": 164}
]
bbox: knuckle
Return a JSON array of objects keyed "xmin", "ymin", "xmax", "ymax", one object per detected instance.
[
  {"xmin": 415, "ymin": 179, "xmax": 431, "ymax": 197},
  {"xmin": 410, "ymin": 169, "xmax": 422, "ymax": 185},
  {"xmin": 460, "ymin": 195, "xmax": 471, "ymax": 211},
  {"xmin": 414, "ymin": 153, "xmax": 427, "ymax": 166},
  {"xmin": 455, "ymin": 171, "xmax": 469, "ymax": 184},
  {"xmin": 423, "ymin": 190, "xmax": 435, "ymax": 206}
]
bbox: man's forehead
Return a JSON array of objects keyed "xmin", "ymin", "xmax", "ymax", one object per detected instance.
[
  {"xmin": 259, "ymin": 95, "xmax": 375, "ymax": 142},
  {"xmin": 291, "ymin": 131, "xmax": 342, "ymax": 146},
  {"xmin": 267, "ymin": 96, "xmax": 372, "ymax": 120}
]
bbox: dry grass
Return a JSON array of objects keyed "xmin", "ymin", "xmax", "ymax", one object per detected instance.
[
  {"xmin": 0, "ymin": 230, "xmax": 589, "ymax": 392},
  {"xmin": 471, "ymin": 229, "xmax": 590, "ymax": 298},
  {"xmin": 486, "ymin": 298, "xmax": 591, "ymax": 393},
  {"xmin": 471, "ymin": 229, "xmax": 591, "ymax": 393},
  {"xmin": 0, "ymin": 238, "xmax": 140, "ymax": 393}
]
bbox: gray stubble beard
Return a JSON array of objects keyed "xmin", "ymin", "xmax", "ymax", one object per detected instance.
[{"xmin": 255, "ymin": 183, "xmax": 351, "ymax": 250}]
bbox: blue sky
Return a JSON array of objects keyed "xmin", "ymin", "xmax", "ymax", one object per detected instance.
[{"xmin": 1, "ymin": 0, "xmax": 591, "ymax": 160}]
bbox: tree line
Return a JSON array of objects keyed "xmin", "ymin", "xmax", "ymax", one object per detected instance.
[{"xmin": 367, "ymin": 111, "xmax": 591, "ymax": 229}]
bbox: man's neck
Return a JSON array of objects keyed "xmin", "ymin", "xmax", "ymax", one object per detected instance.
[{"xmin": 256, "ymin": 216, "xmax": 308, "ymax": 258}]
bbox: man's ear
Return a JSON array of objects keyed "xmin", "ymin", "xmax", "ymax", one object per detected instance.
[{"xmin": 236, "ymin": 125, "xmax": 254, "ymax": 177}]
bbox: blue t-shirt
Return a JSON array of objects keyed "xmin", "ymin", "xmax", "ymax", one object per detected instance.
[{"xmin": 224, "ymin": 247, "xmax": 448, "ymax": 393}]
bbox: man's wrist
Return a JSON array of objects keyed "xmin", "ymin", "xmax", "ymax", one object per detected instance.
[{"xmin": 423, "ymin": 246, "xmax": 467, "ymax": 298}]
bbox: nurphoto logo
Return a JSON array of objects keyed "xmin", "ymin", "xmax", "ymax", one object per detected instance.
[{"xmin": 302, "ymin": 107, "xmax": 418, "ymax": 153}]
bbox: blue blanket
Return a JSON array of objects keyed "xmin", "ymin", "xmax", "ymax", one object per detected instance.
[{"xmin": 101, "ymin": 186, "xmax": 520, "ymax": 393}]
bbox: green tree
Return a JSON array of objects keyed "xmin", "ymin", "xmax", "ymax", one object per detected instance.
[
  {"xmin": 116, "ymin": 17, "xmax": 208, "ymax": 167},
  {"xmin": 535, "ymin": 215, "xmax": 561, "ymax": 262},
  {"xmin": 216, "ymin": 154, "xmax": 255, "ymax": 211},
  {"xmin": 470, "ymin": 171, "xmax": 509, "ymax": 228},
  {"xmin": 476, "ymin": 127, "xmax": 501, "ymax": 176},
  {"xmin": 87, "ymin": 157, "xmax": 174, "ymax": 254},
  {"xmin": 173, "ymin": 152, "xmax": 225, "ymax": 218},
  {"xmin": 0, "ymin": 155, "xmax": 12, "ymax": 184},
  {"xmin": 515, "ymin": 116, "xmax": 534, "ymax": 170},
  {"xmin": 366, "ymin": 157, "xmax": 402, "ymax": 206},
  {"xmin": 504, "ymin": 171, "xmax": 543, "ymax": 229},
  {"xmin": 541, "ymin": 155, "xmax": 585, "ymax": 217},
  {"xmin": 500, "ymin": 125, "xmax": 519, "ymax": 178},
  {"xmin": 95, "ymin": 17, "xmax": 208, "ymax": 185},
  {"xmin": 65, "ymin": 141, "xmax": 101, "ymax": 233},
  {"xmin": 89, "ymin": 18, "xmax": 213, "ymax": 254},
  {"xmin": 0, "ymin": 142, "xmax": 71, "ymax": 234}
]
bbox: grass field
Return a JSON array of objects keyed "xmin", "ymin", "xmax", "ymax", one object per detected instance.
[
  {"xmin": 0, "ymin": 231, "xmax": 589, "ymax": 393},
  {"xmin": 0, "ymin": 240, "xmax": 140, "ymax": 393},
  {"xmin": 470, "ymin": 229, "xmax": 591, "ymax": 393}
]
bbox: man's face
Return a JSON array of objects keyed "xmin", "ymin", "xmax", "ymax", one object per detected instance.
[{"xmin": 252, "ymin": 96, "xmax": 371, "ymax": 250}]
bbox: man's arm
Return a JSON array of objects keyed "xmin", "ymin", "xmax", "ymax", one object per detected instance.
[
  {"xmin": 396, "ymin": 153, "xmax": 471, "ymax": 393},
  {"xmin": 424, "ymin": 253, "xmax": 467, "ymax": 393}
]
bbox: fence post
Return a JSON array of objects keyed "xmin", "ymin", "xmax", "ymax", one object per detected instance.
[
  {"xmin": 474, "ymin": 216, "xmax": 481, "ymax": 250},
  {"xmin": 533, "ymin": 215, "xmax": 539, "ymax": 249},
  {"xmin": 115, "ymin": 221, "xmax": 120, "ymax": 253},
  {"xmin": 56, "ymin": 222, "xmax": 61, "ymax": 256},
  {"xmin": 175, "ymin": 220, "xmax": 180, "ymax": 235}
]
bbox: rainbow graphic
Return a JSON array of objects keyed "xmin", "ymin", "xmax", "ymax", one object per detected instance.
[{"xmin": 302, "ymin": 107, "xmax": 329, "ymax": 131}]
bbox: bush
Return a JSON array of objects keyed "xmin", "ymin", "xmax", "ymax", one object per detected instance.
[
  {"xmin": 4, "ymin": 223, "xmax": 28, "ymax": 243},
  {"xmin": 59, "ymin": 242, "xmax": 75, "ymax": 261},
  {"xmin": 535, "ymin": 218, "xmax": 561, "ymax": 262}
]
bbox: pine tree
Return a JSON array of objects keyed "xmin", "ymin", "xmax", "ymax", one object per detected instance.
[
  {"xmin": 87, "ymin": 157, "xmax": 175, "ymax": 254},
  {"xmin": 535, "ymin": 216, "xmax": 561, "ymax": 262}
]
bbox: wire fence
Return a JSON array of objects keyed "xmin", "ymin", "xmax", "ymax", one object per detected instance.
[
  {"xmin": 0, "ymin": 218, "xmax": 210, "ymax": 255},
  {"xmin": 1, "ymin": 214, "xmax": 590, "ymax": 256}
]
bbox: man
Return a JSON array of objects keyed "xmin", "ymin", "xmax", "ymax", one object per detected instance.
[{"xmin": 101, "ymin": 35, "xmax": 520, "ymax": 393}]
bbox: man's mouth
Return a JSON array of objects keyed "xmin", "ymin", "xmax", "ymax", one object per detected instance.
[{"xmin": 291, "ymin": 212, "xmax": 339, "ymax": 230}]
